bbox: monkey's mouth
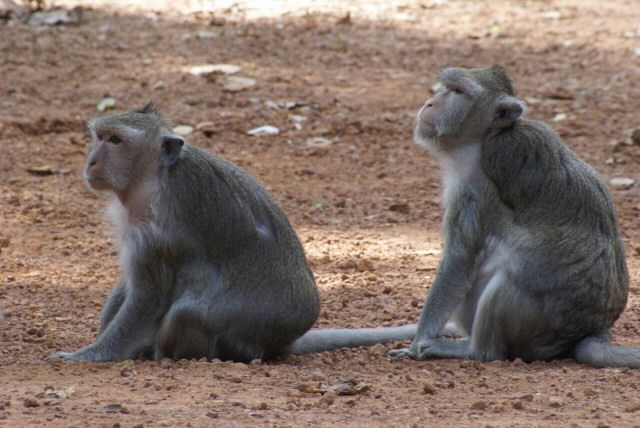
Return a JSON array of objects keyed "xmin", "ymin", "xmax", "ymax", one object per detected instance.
[{"xmin": 85, "ymin": 176, "xmax": 109, "ymax": 190}]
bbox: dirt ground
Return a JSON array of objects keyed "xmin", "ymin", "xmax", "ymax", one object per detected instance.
[{"xmin": 1, "ymin": 0, "xmax": 640, "ymax": 426}]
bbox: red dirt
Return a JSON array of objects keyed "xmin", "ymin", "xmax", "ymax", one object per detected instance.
[{"xmin": 1, "ymin": 0, "xmax": 640, "ymax": 426}]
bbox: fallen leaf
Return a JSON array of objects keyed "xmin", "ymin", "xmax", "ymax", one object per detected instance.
[
  {"xmin": 152, "ymin": 80, "xmax": 166, "ymax": 90},
  {"xmin": 330, "ymin": 379, "xmax": 370, "ymax": 396},
  {"xmin": 43, "ymin": 386, "xmax": 75, "ymax": 399},
  {"xmin": 27, "ymin": 165, "xmax": 57, "ymax": 176},
  {"xmin": 293, "ymin": 383, "xmax": 325, "ymax": 394}
]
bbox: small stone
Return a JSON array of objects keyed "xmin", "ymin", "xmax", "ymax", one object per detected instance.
[
  {"xmin": 471, "ymin": 400, "xmax": 488, "ymax": 411},
  {"xmin": 223, "ymin": 76, "xmax": 256, "ymax": 92},
  {"xmin": 104, "ymin": 404, "xmax": 122, "ymax": 413},
  {"xmin": 553, "ymin": 112, "xmax": 567, "ymax": 122},
  {"xmin": 548, "ymin": 396, "xmax": 564, "ymax": 408},
  {"xmin": 252, "ymin": 402, "xmax": 268, "ymax": 411},
  {"xmin": 23, "ymin": 398, "xmax": 40, "ymax": 408},
  {"xmin": 422, "ymin": 383, "xmax": 436, "ymax": 394},
  {"xmin": 625, "ymin": 401, "xmax": 640, "ymax": 412},
  {"xmin": 247, "ymin": 125, "xmax": 279, "ymax": 136},
  {"xmin": 389, "ymin": 203, "xmax": 410, "ymax": 215},
  {"xmin": 96, "ymin": 97, "xmax": 117, "ymax": 112},
  {"xmin": 172, "ymin": 125, "xmax": 194, "ymax": 136},
  {"xmin": 631, "ymin": 128, "xmax": 640, "ymax": 145},
  {"xmin": 356, "ymin": 259, "xmax": 374, "ymax": 272},
  {"xmin": 186, "ymin": 64, "xmax": 240, "ymax": 76},
  {"xmin": 120, "ymin": 365, "xmax": 136, "ymax": 377},
  {"xmin": 609, "ymin": 178, "xmax": 635, "ymax": 190},
  {"xmin": 304, "ymin": 137, "xmax": 332, "ymax": 148},
  {"xmin": 511, "ymin": 400, "xmax": 525, "ymax": 410},
  {"xmin": 319, "ymin": 391, "xmax": 336, "ymax": 406}
]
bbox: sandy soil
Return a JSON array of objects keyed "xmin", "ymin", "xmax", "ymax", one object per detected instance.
[{"xmin": 1, "ymin": 0, "xmax": 640, "ymax": 426}]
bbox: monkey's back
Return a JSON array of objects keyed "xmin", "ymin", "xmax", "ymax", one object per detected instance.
[
  {"xmin": 155, "ymin": 144, "xmax": 320, "ymax": 355},
  {"xmin": 482, "ymin": 120, "xmax": 629, "ymax": 337}
]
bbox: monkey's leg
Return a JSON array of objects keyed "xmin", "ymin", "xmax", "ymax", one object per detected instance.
[
  {"xmin": 155, "ymin": 296, "xmax": 215, "ymax": 360},
  {"xmin": 98, "ymin": 280, "xmax": 127, "ymax": 336},
  {"xmin": 155, "ymin": 295, "xmax": 266, "ymax": 362},
  {"xmin": 47, "ymin": 291, "xmax": 160, "ymax": 362},
  {"xmin": 440, "ymin": 321, "xmax": 468, "ymax": 338}
]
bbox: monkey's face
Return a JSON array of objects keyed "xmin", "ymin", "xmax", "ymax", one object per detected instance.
[
  {"xmin": 414, "ymin": 84, "xmax": 476, "ymax": 150},
  {"xmin": 85, "ymin": 123, "xmax": 149, "ymax": 195},
  {"xmin": 414, "ymin": 67, "xmax": 525, "ymax": 151}
]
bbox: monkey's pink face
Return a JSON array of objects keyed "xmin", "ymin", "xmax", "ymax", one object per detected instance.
[
  {"xmin": 414, "ymin": 87, "xmax": 456, "ymax": 147},
  {"xmin": 85, "ymin": 129, "xmax": 133, "ymax": 192},
  {"xmin": 85, "ymin": 141, "xmax": 111, "ymax": 190}
]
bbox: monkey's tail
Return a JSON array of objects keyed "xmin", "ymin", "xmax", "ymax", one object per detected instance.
[
  {"xmin": 287, "ymin": 324, "xmax": 417, "ymax": 355},
  {"xmin": 573, "ymin": 335, "xmax": 640, "ymax": 368}
]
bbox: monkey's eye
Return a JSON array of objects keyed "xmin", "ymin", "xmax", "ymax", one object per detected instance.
[
  {"xmin": 451, "ymin": 87, "xmax": 464, "ymax": 95},
  {"xmin": 108, "ymin": 135, "xmax": 122, "ymax": 145}
]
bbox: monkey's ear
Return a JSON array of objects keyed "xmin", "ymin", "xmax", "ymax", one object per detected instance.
[
  {"xmin": 493, "ymin": 96, "xmax": 525, "ymax": 129},
  {"xmin": 161, "ymin": 135, "xmax": 184, "ymax": 167}
]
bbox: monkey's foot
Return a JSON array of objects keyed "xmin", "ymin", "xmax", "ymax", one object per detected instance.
[
  {"xmin": 389, "ymin": 338, "xmax": 472, "ymax": 360},
  {"xmin": 388, "ymin": 347, "xmax": 417, "ymax": 359},
  {"xmin": 45, "ymin": 348, "xmax": 111, "ymax": 362},
  {"xmin": 45, "ymin": 351, "xmax": 83, "ymax": 362}
]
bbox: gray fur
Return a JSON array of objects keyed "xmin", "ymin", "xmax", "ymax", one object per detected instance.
[
  {"xmin": 47, "ymin": 105, "xmax": 415, "ymax": 363},
  {"xmin": 390, "ymin": 66, "xmax": 638, "ymax": 368}
]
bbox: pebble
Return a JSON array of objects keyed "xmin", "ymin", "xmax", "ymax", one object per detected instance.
[
  {"xmin": 609, "ymin": 178, "xmax": 635, "ymax": 190},
  {"xmin": 422, "ymin": 383, "xmax": 436, "ymax": 394},
  {"xmin": 471, "ymin": 400, "xmax": 488, "ymax": 411},
  {"xmin": 23, "ymin": 398, "xmax": 40, "ymax": 408},
  {"xmin": 511, "ymin": 399, "xmax": 525, "ymax": 410},
  {"xmin": 247, "ymin": 125, "xmax": 279, "ymax": 136},
  {"xmin": 223, "ymin": 76, "xmax": 256, "ymax": 92}
]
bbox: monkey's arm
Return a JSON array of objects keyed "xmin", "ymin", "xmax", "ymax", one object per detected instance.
[
  {"xmin": 390, "ymin": 193, "xmax": 482, "ymax": 359},
  {"xmin": 47, "ymin": 287, "xmax": 161, "ymax": 362},
  {"xmin": 98, "ymin": 280, "xmax": 127, "ymax": 335}
]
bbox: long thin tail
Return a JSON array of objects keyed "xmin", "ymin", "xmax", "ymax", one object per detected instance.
[
  {"xmin": 287, "ymin": 324, "xmax": 417, "ymax": 355},
  {"xmin": 573, "ymin": 335, "xmax": 640, "ymax": 368}
]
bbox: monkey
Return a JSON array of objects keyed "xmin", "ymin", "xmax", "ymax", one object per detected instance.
[
  {"xmin": 389, "ymin": 65, "xmax": 640, "ymax": 368},
  {"xmin": 46, "ymin": 103, "xmax": 416, "ymax": 363}
]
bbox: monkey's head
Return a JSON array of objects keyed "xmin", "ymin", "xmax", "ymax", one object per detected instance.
[
  {"xmin": 414, "ymin": 65, "xmax": 526, "ymax": 151},
  {"xmin": 85, "ymin": 103, "xmax": 184, "ymax": 199}
]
